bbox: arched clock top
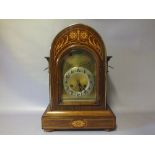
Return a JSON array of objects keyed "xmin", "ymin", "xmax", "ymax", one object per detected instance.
[{"xmin": 50, "ymin": 24, "xmax": 107, "ymax": 62}]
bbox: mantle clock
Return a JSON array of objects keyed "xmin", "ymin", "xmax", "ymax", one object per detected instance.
[{"xmin": 42, "ymin": 24, "xmax": 116, "ymax": 131}]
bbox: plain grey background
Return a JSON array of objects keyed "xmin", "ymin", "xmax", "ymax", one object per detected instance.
[{"xmin": 0, "ymin": 19, "xmax": 155, "ymax": 134}]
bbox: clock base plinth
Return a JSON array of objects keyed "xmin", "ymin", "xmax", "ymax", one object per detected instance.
[{"xmin": 42, "ymin": 105, "xmax": 116, "ymax": 131}]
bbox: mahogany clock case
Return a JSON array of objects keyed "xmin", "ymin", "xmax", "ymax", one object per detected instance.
[{"xmin": 42, "ymin": 24, "xmax": 116, "ymax": 131}]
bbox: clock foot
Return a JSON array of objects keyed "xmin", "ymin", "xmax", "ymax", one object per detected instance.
[
  {"xmin": 105, "ymin": 129, "xmax": 113, "ymax": 132},
  {"xmin": 44, "ymin": 129, "xmax": 55, "ymax": 132}
]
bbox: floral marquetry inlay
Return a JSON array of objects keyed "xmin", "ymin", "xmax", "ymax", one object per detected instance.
[
  {"xmin": 80, "ymin": 31, "xmax": 88, "ymax": 40},
  {"xmin": 69, "ymin": 31, "xmax": 77, "ymax": 40},
  {"xmin": 71, "ymin": 120, "xmax": 87, "ymax": 128},
  {"xmin": 53, "ymin": 28, "xmax": 103, "ymax": 60}
]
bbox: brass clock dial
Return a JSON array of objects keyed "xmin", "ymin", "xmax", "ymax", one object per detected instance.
[
  {"xmin": 63, "ymin": 67, "xmax": 94, "ymax": 97},
  {"xmin": 61, "ymin": 48, "xmax": 96, "ymax": 104}
]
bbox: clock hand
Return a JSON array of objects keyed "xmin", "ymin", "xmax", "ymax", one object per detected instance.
[{"xmin": 77, "ymin": 80, "xmax": 83, "ymax": 92}]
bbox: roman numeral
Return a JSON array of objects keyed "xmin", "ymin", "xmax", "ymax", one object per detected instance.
[
  {"xmin": 88, "ymin": 86, "xmax": 91, "ymax": 90},
  {"xmin": 71, "ymin": 70, "xmax": 74, "ymax": 74},
  {"xmin": 76, "ymin": 92, "xmax": 81, "ymax": 96},
  {"xmin": 77, "ymin": 68, "xmax": 80, "ymax": 72},
  {"xmin": 83, "ymin": 90, "xmax": 87, "ymax": 94},
  {"xmin": 69, "ymin": 90, "xmax": 73, "ymax": 95},
  {"xmin": 65, "ymin": 86, "xmax": 69, "ymax": 90},
  {"xmin": 66, "ymin": 74, "xmax": 70, "ymax": 79}
]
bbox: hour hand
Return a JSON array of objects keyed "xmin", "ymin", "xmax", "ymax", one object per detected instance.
[{"xmin": 77, "ymin": 80, "xmax": 83, "ymax": 91}]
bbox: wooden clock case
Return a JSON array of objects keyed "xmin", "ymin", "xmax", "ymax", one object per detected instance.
[{"xmin": 42, "ymin": 24, "xmax": 116, "ymax": 131}]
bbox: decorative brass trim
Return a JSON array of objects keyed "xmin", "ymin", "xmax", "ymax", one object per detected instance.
[{"xmin": 71, "ymin": 120, "xmax": 87, "ymax": 128}]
